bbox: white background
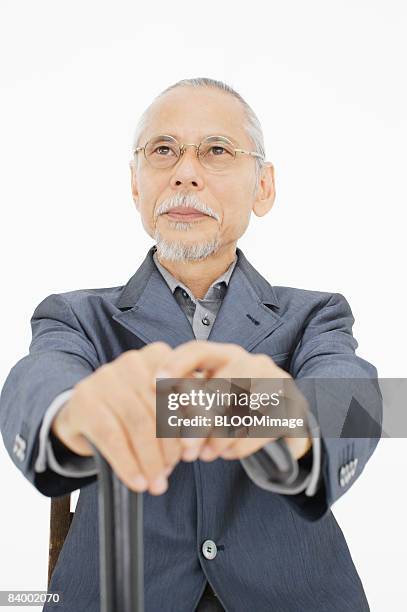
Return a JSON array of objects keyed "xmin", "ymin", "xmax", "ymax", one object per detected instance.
[{"xmin": 0, "ymin": 1, "xmax": 406, "ymax": 610}]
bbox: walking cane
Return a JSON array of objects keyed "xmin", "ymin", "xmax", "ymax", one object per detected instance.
[{"xmin": 92, "ymin": 445, "xmax": 144, "ymax": 612}]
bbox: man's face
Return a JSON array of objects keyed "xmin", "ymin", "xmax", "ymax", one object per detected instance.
[{"xmin": 130, "ymin": 87, "xmax": 275, "ymax": 261}]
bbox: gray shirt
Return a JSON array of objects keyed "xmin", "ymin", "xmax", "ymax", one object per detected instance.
[{"xmin": 34, "ymin": 248, "xmax": 322, "ymax": 497}]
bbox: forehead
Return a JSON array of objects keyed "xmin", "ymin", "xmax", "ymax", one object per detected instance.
[{"xmin": 140, "ymin": 87, "xmax": 251, "ymax": 145}]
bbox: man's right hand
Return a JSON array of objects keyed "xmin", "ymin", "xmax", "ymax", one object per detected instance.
[{"xmin": 51, "ymin": 343, "xmax": 182, "ymax": 495}]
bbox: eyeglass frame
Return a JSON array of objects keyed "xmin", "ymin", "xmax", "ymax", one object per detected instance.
[{"xmin": 133, "ymin": 134, "xmax": 265, "ymax": 170}]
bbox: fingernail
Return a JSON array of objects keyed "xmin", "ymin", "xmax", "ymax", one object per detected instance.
[
  {"xmin": 183, "ymin": 438, "xmax": 200, "ymax": 448},
  {"xmin": 164, "ymin": 466, "xmax": 173, "ymax": 477},
  {"xmin": 182, "ymin": 447, "xmax": 200, "ymax": 461},
  {"xmin": 150, "ymin": 475, "xmax": 168, "ymax": 494},
  {"xmin": 200, "ymin": 446, "xmax": 216, "ymax": 460},
  {"xmin": 132, "ymin": 475, "xmax": 148, "ymax": 490}
]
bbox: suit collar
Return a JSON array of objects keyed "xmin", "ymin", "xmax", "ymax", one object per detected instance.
[
  {"xmin": 152, "ymin": 248, "xmax": 238, "ymax": 298},
  {"xmin": 113, "ymin": 245, "xmax": 282, "ymax": 351},
  {"xmin": 117, "ymin": 245, "xmax": 279, "ymax": 309}
]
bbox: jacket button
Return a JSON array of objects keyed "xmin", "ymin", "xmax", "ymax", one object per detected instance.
[
  {"xmin": 202, "ymin": 317, "xmax": 211, "ymax": 326},
  {"xmin": 202, "ymin": 539, "xmax": 217, "ymax": 560}
]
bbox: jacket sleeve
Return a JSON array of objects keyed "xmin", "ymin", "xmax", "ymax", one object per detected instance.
[
  {"xmin": 0, "ymin": 293, "xmax": 101, "ymax": 497},
  {"xmin": 240, "ymin": 408, "xmax": 323, "ymax": 496},
  {"xmin": 249, "ymin": 292, "xmax": 382, "ymax": 522},
  {"xmin": 35, "ymin": 389, "xmax": 98, "ymax": 478}
]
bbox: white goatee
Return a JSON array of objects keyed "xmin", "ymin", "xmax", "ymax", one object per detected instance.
[{"xmin": 153, "ymin": 191, "xmax": 221, "ymax": 262}]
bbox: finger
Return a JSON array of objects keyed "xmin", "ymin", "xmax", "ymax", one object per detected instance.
[
  {"xmin": 115, "ymin": 347, "xmax": 172, "ymax": 394},
  {"xmin": 159, "ymin": 437, "xmax": 183, "ymax": 473},
  {"xmin": 152, "ymin": 376, "xmax": 184, "ymax": 469},
  {"xmin": 219, "ymin": 437, "xmax": 276, "ymax": 460},
  {"xmin": 96, "ymin": 373, "xmax": 168, "ymax": 494},
  {"xmin": 141, "ymin": 342, "xmax": 175, "ymax": 391},
  {"xmin": 114, "ymin": 353, "xmax": 183, "ymax": 470},
  {"xmin": 107, "ymin": 357, "xmax": 181, "ymax": 467},
  {"xmin": 156, "ymin": 341, "xmax": 244, "ymax": 380},
  {"xmin": 104, "ymin": 359, "xmax": 157, "ymax": 421},
  {"xmin": 195, "ymin": 358, "xmax": 281, "ymax": 461},
  {"xmin": 155, "ymin": 374, "xmax": 212, "ymax": 460},
  {"xmin": 179, "ymin": 434, "xmax": 209, "ymax": 461},
  {"xmin": 178, "ymin": 377, "xmax": 215, "ymax": 460},
  {"xmin": 198, "ymin": 416, "xmax": 248, "ymax": 461},
  {"xmin": 199, "ymin": 434, "xmax": 239, "ymax": 461},
  {"xmin": 139, "ymin": 342, "xmax": 173, "ymax": 368},
  {"xmin": 106, "ymin": 362, "xmax": 182, "ymax": 480},
  {"xmin": 178, "ymin": 407, "xmax": 212, "ymax": 461},
  {"xmin": 108, "ymin": 395, "xmax": 169, "ymax": 494},
  {"xmin": 210, "ymin": 352, "xmax": 281, "ymax": 381},
  {"xmin": 81, "ymin": 404, "xmax": 147, "ymax": 493}
]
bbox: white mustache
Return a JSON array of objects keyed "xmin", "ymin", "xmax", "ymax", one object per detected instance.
[{"xmin": 155, "ymin": 192, "xmax": 220, "ymax": 222}]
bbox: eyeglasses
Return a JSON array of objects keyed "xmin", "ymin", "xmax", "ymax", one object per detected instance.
[{"xmin": 133, "ymin": 134, "xmax": 265, "ymax": 171}]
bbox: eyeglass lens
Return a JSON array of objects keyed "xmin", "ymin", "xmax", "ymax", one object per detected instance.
[{"xmin": 144, "ymin": 136, "xmax": 236, "ymax": 170}]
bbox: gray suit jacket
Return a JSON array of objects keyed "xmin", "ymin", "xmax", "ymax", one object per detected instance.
[{"xmin": 0, "ymin": 245, "xmax": 382, "ymax": 611}]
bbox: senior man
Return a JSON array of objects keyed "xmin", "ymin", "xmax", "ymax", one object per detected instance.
[{"xmin": 0, "ymin": 77, "xmax": 381, "ymax": 612}]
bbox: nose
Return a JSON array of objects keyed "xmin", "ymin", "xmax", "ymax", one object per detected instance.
[{"xmin": 169, "ymin": 145, "xmax": 204, "ymax": 191}]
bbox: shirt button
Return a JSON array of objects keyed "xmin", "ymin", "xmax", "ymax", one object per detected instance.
[
  {"xmin": 202, "ymin": 316, "xmax": 211, "ymax": 326},
  {"xmin": 202, "ymin": 539, "xmax": 217, "ymax": 560}
]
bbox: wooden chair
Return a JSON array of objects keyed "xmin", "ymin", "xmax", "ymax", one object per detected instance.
[{"xmin": 48, "ymin": 494, "xmax": 73, "ymax": 588}]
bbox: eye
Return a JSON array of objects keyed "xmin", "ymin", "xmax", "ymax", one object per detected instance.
[
  {"xmin": 154, "ymin": 145, "xmax": 174, "ymax": 156},
  {"xmin": 210, "ymin": 146, "xmax": 228, "ymax": 156}
]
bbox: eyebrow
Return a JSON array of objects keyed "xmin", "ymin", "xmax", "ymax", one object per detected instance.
[{"xmin": 146, "ymin": 132, "xmax": 240, "ymax": 144}]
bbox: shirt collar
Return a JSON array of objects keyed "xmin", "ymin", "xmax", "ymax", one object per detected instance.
[{"xmin": 152, "ymin": 246, "xmax": 238, "ymax": 300}]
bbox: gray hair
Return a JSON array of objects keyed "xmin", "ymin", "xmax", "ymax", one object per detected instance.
[{"xmin": 131, "ymin": 77, "xmax": 266, "ymax": 193}]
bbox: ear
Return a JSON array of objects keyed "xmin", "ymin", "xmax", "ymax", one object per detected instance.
[
  {"xmin": 129, "ymin": 160, "xmax": 140, "ymax": 211},
  {"xmin": 252, "ymin": 162, "xmax": 276, "ymax": 217}
]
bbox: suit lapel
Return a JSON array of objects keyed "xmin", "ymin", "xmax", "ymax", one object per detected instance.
[
  {"xmin": 112, "ymin": 248, "xmax": 195, "ymax": 347},
  {"xmin": 112, "ymin": 246, "xmax": 285, "ymax": 352},
  {"xmin": 206, "ymin": 263, "xmax": 284, "ymax": 351}
]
